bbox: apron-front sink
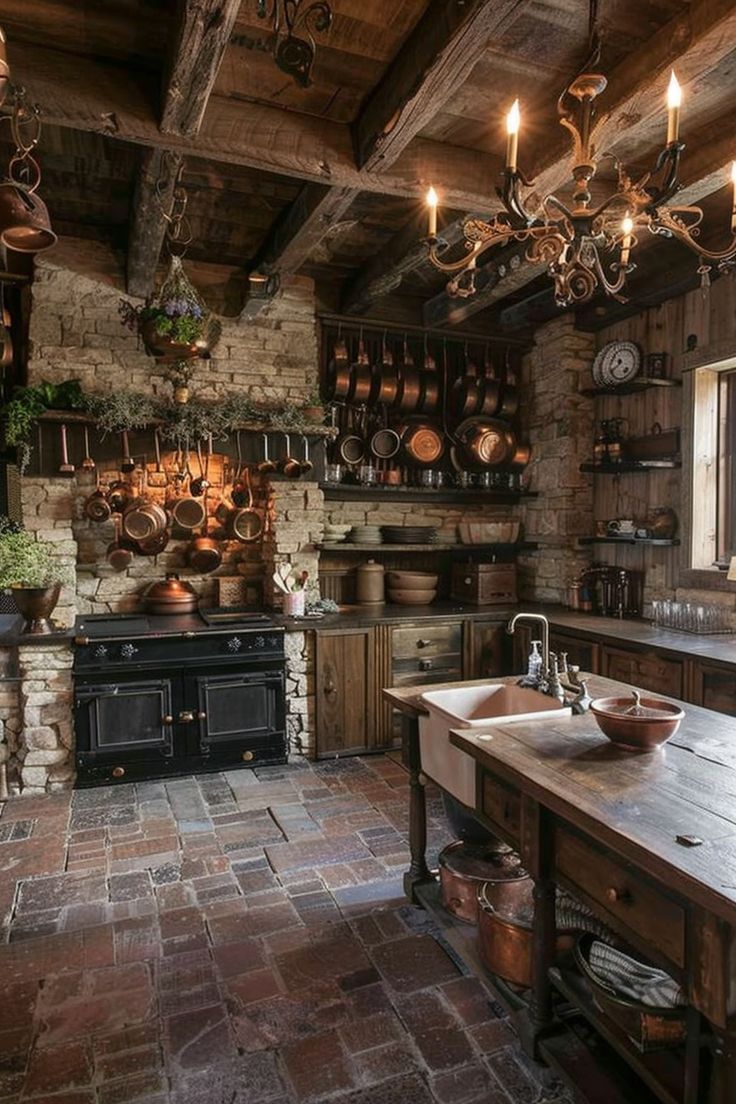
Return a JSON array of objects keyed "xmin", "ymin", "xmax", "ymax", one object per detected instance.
[{"xmin": 419, "ymin": 682, "xmax": 571, "ymax": 805}]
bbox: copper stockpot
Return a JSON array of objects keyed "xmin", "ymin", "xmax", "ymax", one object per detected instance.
[
  {"xmin": 477, "ymin": 881, "xmax": 578, "ymax": 988},
  {"xmin": 418, "ymin": 350, "xmax": 439, "ymax": 414},
  {"xmin": 395, "ymin": 342, "xmax": 424, "ymax": 413},
  {"xmin": 374, "ymin": 342, "xmax": 399, "ymax": 405},
  {"xmin": 348, "ymin": 338, "xmax": 374, "ymax": 404},
  {"xmin": 438, "ymin": 841, "xmax": 529, "ymax": 925},
  {"xmin": 142, "ymin": 574, "xmax": 198, "ymax": 615},
  {"xmin": 325, "ymin": 337, "xmax": 351, "ymax": 401},
  {"xmin": 459, "ymin": 417, "xmax": 516, "ymax": 466}
]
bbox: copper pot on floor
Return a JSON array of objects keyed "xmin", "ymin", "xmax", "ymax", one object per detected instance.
[
  {"xmin": 477, "ymin": 881, "xmax": 578, "ymax": 988},
  {"xmin": 439, "ymin": 841, "xmax": 529, "ymax": 924}
]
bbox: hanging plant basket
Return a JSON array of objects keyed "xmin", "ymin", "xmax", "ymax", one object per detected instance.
[{"xmin": 120, "ymin": 256, "xmax": 222, "ymax": 362}]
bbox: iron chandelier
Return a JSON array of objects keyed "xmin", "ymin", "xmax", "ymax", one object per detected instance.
[{"xmin": 424, "ymin": 70, "xmax": 736, "ymax": 307}]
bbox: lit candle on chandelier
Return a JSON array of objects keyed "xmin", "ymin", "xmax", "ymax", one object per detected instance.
[
  {"xmin": 731, "ymin": 163, "xmax": 736, "ymax": 232},
  {"xmin": 506, "ymin": 99, "xmax": 520, "ymax": 172},
  {"xmin": 621, "ymin": 214, "xmax": 634, "ymax": 267},
  {"xmin": 666, "ymin": 71, "xmax": 681, "ymax": 145},
  {"xmin": 426, "ymin": 187, "xmax": 438, "ymax": 238}
]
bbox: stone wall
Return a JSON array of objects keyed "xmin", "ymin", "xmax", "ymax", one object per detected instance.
[{"xmin": 517, "ymin": 316, "xmax": 595, "ymax": 603}]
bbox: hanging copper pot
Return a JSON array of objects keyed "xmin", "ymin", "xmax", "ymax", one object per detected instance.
[
  {"xmin": 419, "ymin": 347, "xmax": 439, "ymax": 414},
  {"xmin": 374, "ymin": 339, "xmax": 399, "ymax": 405},
  {"xmin": 348, "ymin": 335, "xmax": 374, "ymax": 404},
  {"xmin": 400, "ymin": 419, "xmax": 445, "ymax": 467},
  {"xmin": 395, "ymin": 340, "xmax": 424, "ymax": 413},
  {"xmin": 0, "ymin": 29, "xmax": 9, "ymax": 109},
  {"xmin": 477, "ymin": 350, "xmax": 501, "ymax": 417},
  {"xmin": 0, "ymin": 157, "xmax": 56, "ymax": 254},
  {"xmin": 458, "ymin": 417, "xmax": 516, "ymax": 466},
  {"xmin": 498, "ymin": 351, "xmax": 519, "ymax": 417},
  {"xmin": 324, "ymin": 336, "xmax": 351, "ymax": 400},
  {"xmin": 509, "ymin": 443, "xmax": 531, "ymax": 469},
  {"xmin": 452, "ymin": 351, "xmax": 484, "ymax": 419}
]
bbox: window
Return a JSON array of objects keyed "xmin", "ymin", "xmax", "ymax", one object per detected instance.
[{"xmin": 717, "ymin": 369, "xmax": 736, "ymax": 563}]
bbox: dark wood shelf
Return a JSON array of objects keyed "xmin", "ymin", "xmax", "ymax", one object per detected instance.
[
  {"xmin": 579, "ymin": 537, "xmax": 680, "ymax": 548},
  {"xmin": 550, "ymin": 965, "xmax": 685, "ymax": 1104},
  {"xmin": 320, "ymin": 484, "xmax": 536, "ymax": 504},
  {"xmin": 580, "ymin": 378, "xmax": 682, "ymax": 398},
  {"xmin": 317, "ymin": 541, "xmax": 539, "ymax": 553},
  {"xmin": 36, "ymin": 411, "xmax": 336, "ymax": 437},
  {"xmin": 580, "ymin": 461, "xmax": 681, "ymax": 474}
]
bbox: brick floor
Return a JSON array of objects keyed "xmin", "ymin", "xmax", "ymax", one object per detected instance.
[{"xmin": 0, "ymin": 756, "xmax": 571, "ymax": 1104}]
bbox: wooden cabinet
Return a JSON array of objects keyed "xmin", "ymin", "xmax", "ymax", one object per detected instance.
[
  {"xmin": 549, "ymin": 629, "xmax": 599, "ymax": 674},
  {"xmin": 391, "ymin": 621, "xmax": 463, "ymax": 687},
  {"xmin": 601, "ymin": 644, "xmax": 684, "ymax": 697},
  {"xmin": 465, "ymin": 618, "xmax": 508, "ymax": 679},
  {"xmin": 315, "ymin": 629, "xmax": 374, "ymax": 757},
  {"xmin": 689, "ymin": 660, "xmax": 736, "ymax": 715}
]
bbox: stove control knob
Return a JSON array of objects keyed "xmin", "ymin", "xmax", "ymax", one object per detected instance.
[
  {"xmin": 255, "ymin": 636, "xmax": 266, "ymax": 649},
  {"xmin": 93, "ymin": 644, "xmax": 108, "ymax": 659},
  {"xmin": 120, "ymin": 643, "xmax": 139, "ymax": 660},
  {"xmin": 268, "ymin": 636, "xmax": 280, "ymax": 648},
  {"xmin": 227, "ymin": 636, "xmax": 243, "ymax": 652}
]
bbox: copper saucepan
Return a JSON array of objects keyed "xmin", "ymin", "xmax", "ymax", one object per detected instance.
[
  {"xmin": 419, "ymin": 346, "xmax": 439, "ymax": 415},
  {"xmin": 348, "ymin": 335, "xmax": 374, "ymax": 404},
  {"xmin": 400, "ymin": 418, "xmax": 445, "ymax": 467},
  {"xmin": 230, "ymin": 467, "xmax": 263, "ymax": 543},
  {"xmin": 187, "ymin": 506, "xmax": 222, "ymax": 574},
  {"xmin": 324, "ymin": 336, "xmax": 350, "ymax": 401},
  {"xmin": 395, "ymin": 340, "xmax": 424, "ymax": 413},
  {"xmin": 458, "ymin": 417, "xmax": 516, "ymax": 466},
  {"xmin": 374, "ymin": 339, "xmax": 399, "ymax": 406}
]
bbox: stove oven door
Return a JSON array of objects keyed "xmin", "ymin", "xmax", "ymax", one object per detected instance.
[
  {"xmin": 192, "ymin": 667, "xmax": 286, "ymax": 767},
  {"xmin": 74, "ymin": 677, "xmax": 175, "ymax": 784}
]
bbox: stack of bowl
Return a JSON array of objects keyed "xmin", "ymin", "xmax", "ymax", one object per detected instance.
[
  {"xmin": 387, "ymin": 570, "xmax": 438, "ymax": 605},
  {"xmin": 323, "ymin": 523, "xmax": 352, "ymax": 545},
  {"xmin": 349, "ymin": 525, "xmax": 382, "ymax": 545}
]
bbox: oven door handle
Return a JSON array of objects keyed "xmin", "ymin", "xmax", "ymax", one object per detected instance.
[{"xmin": 76, "ymin": 686, "xmax": 119, "ymax": 706}]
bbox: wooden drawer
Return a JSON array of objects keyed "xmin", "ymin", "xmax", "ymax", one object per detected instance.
[
  {"xmin": 690, "ymin": 661, "xmax": 736, "ymax": 716},
  {"xmin": 602, "ymin": 646, "xmax": 683, "ymax": 698},
  {"xmin": 392, "ymin": 623, "xmax": 462, "ymax": 660},
  {"xmin": 481, "ymin": 771, "xmax": 521, "ymax": 846},
  {"xmin": 555, "ymin": 828, "xmax": 685, "ymax": 967},
  {"xmin": 392, "ymin": 654, "xmax": 462, "ymax": 686}
]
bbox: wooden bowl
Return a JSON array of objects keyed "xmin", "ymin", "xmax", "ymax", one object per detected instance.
[
  {"xmin": 387, "ymin": 588, "xmax": 437, "ymax": 606},
  {"xmin": 386, "ymin": 571, "xmax": 439, "ymax": 589},
  {"xmin": 590, "ymin": 695, "xmax": 684, "ymax": 750}
]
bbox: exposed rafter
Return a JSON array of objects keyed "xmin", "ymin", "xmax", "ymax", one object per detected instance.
[
  {"xmin": 253, "ymin": 1, "xmax": 525, "ymax": 283},
  {"xmin": 251, "ymin": 184, "xmax": 358, "ymax": 278},
  {"xmin": 160, "ymin": 0, "xmax": 241, "ymax": 137},
  {"xmin": 10, "ymin": 42, "xmax": 499, "ymax": 211},
  {"xmin": 354, "ymin": 0, "xmax": 526, "ymax": 172},
  {"xmin": 127, "ymin": 149, "xmax": 183, "ymax": 299}
]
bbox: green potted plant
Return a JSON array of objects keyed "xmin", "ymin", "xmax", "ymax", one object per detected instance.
[
  {"xmin": 303, "ymin": 390, "xmax": 325, "ymax": 423},
  {"xmin": 119, "ymin": 256, "xmax": 220, "ymax": 361},
  {"xmin": 0, "ymin": 524, "xmax": 72, "ymax": 634}
]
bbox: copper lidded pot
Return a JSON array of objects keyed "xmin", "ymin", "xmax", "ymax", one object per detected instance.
[
  {"xmin": 438, "ymin": 840, "xmax": 529, "ymax": 925},
  {"xmin": 142, "ymin": 574, "xmax": 198, "ymax": 615}
]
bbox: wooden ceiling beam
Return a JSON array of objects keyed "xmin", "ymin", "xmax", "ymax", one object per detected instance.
[
  {"xmin": 11, "ymin": 42, "xmax": 499, "ymax": 210},
  {"xmin": 253, "ymin": 1, "xmax": 526, "ymax": 285},
  {"xmin": 126, "ymin": 149, "xmax": 183, "ymax": 299},
  {"xmin": 160, "ymin": 0, "xmax": 241, "ymax": 137},
  {"xmin": 354, "ymin": 0, "xmax": 526, "ymax": 173},
  {"xmin": 124, "ymin": 1, "xmax": 240, "ymax": 297}
]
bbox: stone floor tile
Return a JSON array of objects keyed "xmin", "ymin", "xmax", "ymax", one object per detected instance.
[
  {"xmin": 165, "ymin": 1003, "xmax": 235, "ymax": 1073},
  {"xmin": 265, "ymin": 834, "xmax": 372, "ymax": 873},
  {"xmin": 370, "ymin": 935, "xmax": 460, "ymax": 993},
  {"xmin": 109, "ymin": 870, "xmax": 153, "ymax": 902},
  {"xmin": 353, "ymin": 1040, "xmax": 419, "ymax": 1087},
  {"xmin": 431, "ymin": 1062, "xmax": 506, "ymax": 1104},
  {"xmin": 170, "ymin": 1051, "xmax": 286, "ymax": 1104},
  {"xmin": 282, "ymin": 1029, "xmax": 355, "ymax": 1100},
  {"xmin": 23, "ymin": 1040, "xmax": 93, "ymax": 1096}
]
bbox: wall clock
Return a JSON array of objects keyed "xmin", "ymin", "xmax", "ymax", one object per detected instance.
[{"xmin": 592, "ymin": 341, "xmax": 642, "ymax": 387}]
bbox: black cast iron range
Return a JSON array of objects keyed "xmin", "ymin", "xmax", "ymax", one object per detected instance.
[{"xmin": 73, "ymin": 608, "xmax": 286, "ymax": 787}]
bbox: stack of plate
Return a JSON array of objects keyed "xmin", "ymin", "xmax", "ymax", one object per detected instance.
[
  {"xmin": 381, "ymin": 525, "xmax": 439, "ymax": 545},
  {"xmin": 323, "ymin": 523, "xmax": 352, "ymax": 544},
  {"xmin": 349, "ymin": 525, "xmax": 382, "ymax": 544}
]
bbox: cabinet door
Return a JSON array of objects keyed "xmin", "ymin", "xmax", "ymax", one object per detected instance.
[
  {"xmin": 602, "ymin": 646, "xmax": 683, "ymax": 697},
  {"xmin": 465, "ymin": 619, "xmax": 508, "ymax": 679},
  {"xmin": 316, "ymin": 630, "xmax": 374, "ymax": 757},
  {"xmin": 691, "ymin": 662, "xmax": 736, "ymax": 716},
  {"xmin": 549, "ymin": 630, "xmax": 599, "ymax": 675},
  {"xmin": 194, "ymin": 669, "xmax": 286, "ymax": 762}
]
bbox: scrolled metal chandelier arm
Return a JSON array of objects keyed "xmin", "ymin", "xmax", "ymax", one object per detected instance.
[{"xmin": 423, "ymin": 62, "xmax": 736, "ymax": 306}]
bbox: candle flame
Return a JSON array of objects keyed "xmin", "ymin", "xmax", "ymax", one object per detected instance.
[
  {"xmin": 667, "ymin": 71, "xmax": 681, "ymax": 109},
  {"xmin": 426, "ymin": 186, "xmax": 438, "ymax": 208},
  {"xmin": 622, "ymin": 215, "xmax": 634, "ymax": 236},
  {"xmin": 506, "ymin": 99, "xmax": 520, "ymax": 135}
]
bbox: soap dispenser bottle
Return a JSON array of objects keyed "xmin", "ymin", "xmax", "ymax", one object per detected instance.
[{"xmin": 519, "ymin": 640, "xmax": 543, "ymax": 686}]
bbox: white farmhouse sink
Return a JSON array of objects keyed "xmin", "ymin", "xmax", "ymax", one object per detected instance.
[{"xmin": 419, "ymin": 683, "xmax": 571, "ymax": 805}]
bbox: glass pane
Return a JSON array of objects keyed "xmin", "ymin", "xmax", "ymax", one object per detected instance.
[
  {"xmin": 202, "ymin": 678, "xmax": 274, "ymax": 742},
  {"xmin": 95, "ymin": 687, "xmax": 167, "ymax": 749}
]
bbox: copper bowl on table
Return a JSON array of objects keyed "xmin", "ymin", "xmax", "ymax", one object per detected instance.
[{"xmin": 590, "ymin": 693, "xmax": 684, "ymax": 750}]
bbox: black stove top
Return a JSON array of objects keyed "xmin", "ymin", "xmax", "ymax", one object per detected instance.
[{"xmin": 75, "ymin": 607, "xmax": 276, "ymax": 642}]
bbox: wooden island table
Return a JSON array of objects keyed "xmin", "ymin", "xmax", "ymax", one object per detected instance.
[{"xmin": 383, "ymin": 674, "xmax": 736, "ymax": 1104}]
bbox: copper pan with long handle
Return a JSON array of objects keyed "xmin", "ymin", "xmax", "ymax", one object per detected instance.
[
  {"xmin": 324, "ymin": 333, "xmax": 351, "ymax": 401},
  {"xmin": 395, "ymin": 339, "xmax": 424, "ymax": 413}
]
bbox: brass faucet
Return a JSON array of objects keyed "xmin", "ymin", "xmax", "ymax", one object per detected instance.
[{"xmin": 506, "ymin": 613, "xmax": 591, "ymax": 713}]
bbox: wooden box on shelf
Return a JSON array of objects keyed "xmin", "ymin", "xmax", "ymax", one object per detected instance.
[{"xmin": 450, "ymin": 562, "xmax": 517, "ymax": 606}]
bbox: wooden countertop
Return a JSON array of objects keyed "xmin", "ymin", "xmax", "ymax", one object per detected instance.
[{"xmin": 447, "ymin": 673, "xmax": 736, "ymax": 924}]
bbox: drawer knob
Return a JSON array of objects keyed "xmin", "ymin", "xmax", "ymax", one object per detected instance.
[
  {"xmin": 416, "ymin": 639, "xmax": 432, "ymax": 648},
  {"xmin": 112, "ymin": 766, "xmax": 125, "ymax": 778},
  {"xmin": 605, "ymin": 886, "xmax": 631, "ymax": 904},
  {"xmin": 419, "ymin": 658, "xmax": 433, "ymax": 671},
  {"xmin": 242, "ymin": 750, "xmax": 255, "ymax": 762},
  {"xmin": 162, "ymin": 715, "xmax": 174, "ymax": 725}
]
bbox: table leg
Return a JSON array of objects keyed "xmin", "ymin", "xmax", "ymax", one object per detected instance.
[
  {"xmin": 529, "ymin": 874, "xmax": 556, "ymax": 1037},
  {"xmin": 708, "ymin": 1026, "xmax": 736, "ymax": 1104},
  {"xmin": 402, "ymin": 714, "xmax": 433, "ymax": 902}
]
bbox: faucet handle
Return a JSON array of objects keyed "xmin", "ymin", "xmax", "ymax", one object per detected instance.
[{"xmin": 567, "ymin": 664, "xmax": 581, "ymax": 687}]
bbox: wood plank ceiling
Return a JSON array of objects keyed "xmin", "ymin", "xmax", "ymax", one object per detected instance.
[{"xmin": 0, "ymin": 0, "xmax": 733, "ymax": 331}]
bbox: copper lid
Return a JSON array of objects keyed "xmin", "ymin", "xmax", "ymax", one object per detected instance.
[{"xmin": 144, "ymin": 574, "xmax": 197, "ymax": 601}]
